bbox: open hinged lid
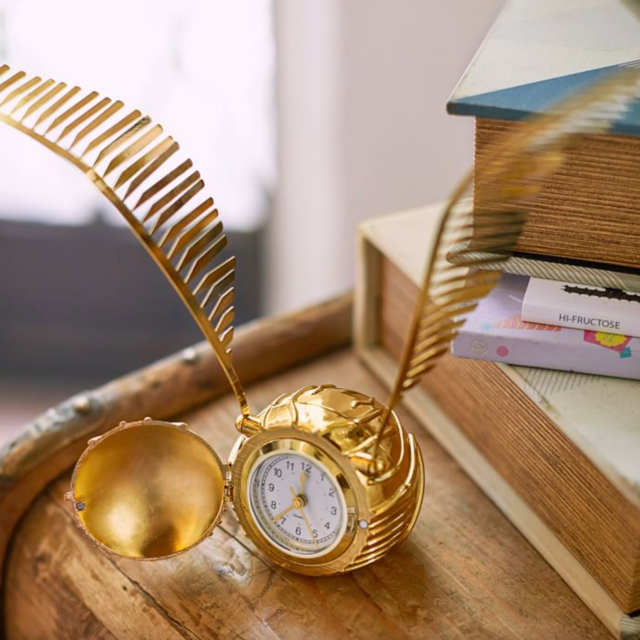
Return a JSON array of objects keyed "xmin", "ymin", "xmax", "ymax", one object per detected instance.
[{"xmin": 68, "ymin": 418, "xmax": 228, "ymax": 559}]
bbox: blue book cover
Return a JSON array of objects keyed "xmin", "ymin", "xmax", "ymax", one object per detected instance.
[{"xmin": 447, "ymin": 0, "xmax": 640, "ymax": 136}]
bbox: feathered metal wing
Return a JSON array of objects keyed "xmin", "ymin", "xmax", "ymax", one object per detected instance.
[
  {"xmin": 0, "ymin": 65, "xmax": 249, "ymax": 415},
  {"xmin": 375, "ymin": 68, "xmax": 640, "ymax": 457}
]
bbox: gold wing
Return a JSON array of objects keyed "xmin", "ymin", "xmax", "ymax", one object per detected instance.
[
  {"xmin": 0, "ymin": 65, "xmax": 249, "ymax": 415},
  {"xmin": 374, "ymin": 68, "xmax": 640, "ymax": 460}
]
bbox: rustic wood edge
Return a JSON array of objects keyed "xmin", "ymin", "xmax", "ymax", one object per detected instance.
[{"xmin": 0, "ymin": 293, "xmax": 352, "ymax": 614}]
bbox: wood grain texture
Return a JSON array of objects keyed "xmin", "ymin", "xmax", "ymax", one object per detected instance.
[
  {"xmin": 379, "ymin": 255, "xmax": 640, "ymax": 613},
  {"xmin": 475, "ymin": 118, "xmax": 640, "ymax": 269},
  {"xmin": 0, "ymin": 294, "xmax": 352, "ymax": 618},
  {"xmin": 4, "ymin": 349, "xmax": 610, "ymax": 639}
]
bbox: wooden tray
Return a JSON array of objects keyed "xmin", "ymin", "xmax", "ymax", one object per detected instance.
[{"xmin": 0, "ymin": 296, "xmax": 610, "ymax": 639}]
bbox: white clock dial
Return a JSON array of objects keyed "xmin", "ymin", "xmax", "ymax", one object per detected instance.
[{"xmin": 247, "ymin": 451, "xmax": 348, "ymax": 557}]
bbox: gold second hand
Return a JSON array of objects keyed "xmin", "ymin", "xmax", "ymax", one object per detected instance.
[
  {"xmin": 299, "ymin": 508, "xmax": 318, "ymax": 547},
  {"xmin": 291, "ymin": 474, "xmax": 318, "ymax": 547}
]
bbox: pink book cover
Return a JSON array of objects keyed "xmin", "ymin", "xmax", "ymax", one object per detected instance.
[{"xmin": 452, "ymin": 275, "xmax": 640, "ymax": 381}]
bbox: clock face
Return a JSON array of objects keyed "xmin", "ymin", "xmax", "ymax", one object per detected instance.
[{"xmin": 247, "ymin": 451, "xmax": 348, "ymax": 557}]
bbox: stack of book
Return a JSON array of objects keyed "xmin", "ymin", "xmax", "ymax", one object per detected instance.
[{"xmin": 356, "ymin": 2, "xmax": 640, "ymax": 638}]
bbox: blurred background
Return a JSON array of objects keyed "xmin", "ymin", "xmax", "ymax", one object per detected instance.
[{"xmin": 0, "ymin": 0, "xmax": 505, "ymax": 443}]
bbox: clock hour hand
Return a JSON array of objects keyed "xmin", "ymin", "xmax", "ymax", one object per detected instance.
[{"xmin": 299, "ymin": 472, "xmax": 307, "ymax": 496}]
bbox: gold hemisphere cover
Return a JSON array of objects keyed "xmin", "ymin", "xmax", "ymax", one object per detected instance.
[{"xmin": 70, "ymin": 419, "xmax": 226, "ymax": 559}]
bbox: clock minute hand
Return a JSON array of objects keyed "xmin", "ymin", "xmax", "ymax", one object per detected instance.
[
  {"xmin": 274, "ymin": 485, "xmax": 306, "ymax": 523},
  {"xmin": 272, "ymin": 502, "xmax": 296, "ymax": 523}
]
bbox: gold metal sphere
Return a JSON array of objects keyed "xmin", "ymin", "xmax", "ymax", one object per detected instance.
[
  {"xmin": 257, "ymin": 385, "xmax": 411, "ymax": 480},
  {"xmin": 252, "ymin": 385, "xmax": 425, "ymax": 570}
]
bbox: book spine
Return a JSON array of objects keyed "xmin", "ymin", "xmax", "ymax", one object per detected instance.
[
  {"xmin": 451, "ymin": 330, "xmax": 640, "ymax": 381},
  {"xmin": 522, "ymin": 292, "xmax": 640, "ymax": 338}
]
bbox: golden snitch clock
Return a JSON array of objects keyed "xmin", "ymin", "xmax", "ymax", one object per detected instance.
[
  {"xmin": 1, "ymin": 63, "xmax": 639, "ymax": 576},
  {"xmin": 70, "ymin": 388, "xmax": 423, "ymax": 574}
]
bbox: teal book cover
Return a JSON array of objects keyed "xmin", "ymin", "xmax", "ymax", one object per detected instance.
[{"xmin": 447, "ymin": 0, "xmax": 640, "ymax": 135}]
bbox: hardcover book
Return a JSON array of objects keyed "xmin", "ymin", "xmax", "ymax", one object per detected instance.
[
  {"xmin": 447, "ymin": 0, "xmax": 640, "ymax": 270},
  {"xmin": 355, "ymin": 204, "xmax": 640, "ymax": 639},
  {"xmin": 522, "ymin": 277, "xmax": 640, "ymax": 338},
  {"xmin": 453, "ymin": 274, "xmax": 640, "ymax": 380},
  {"xmin": 447, "ymin": 0, "xmax": 640, "ymax": 129}
]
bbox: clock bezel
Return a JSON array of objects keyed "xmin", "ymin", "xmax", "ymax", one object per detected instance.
[
  {"xmin": 230, "ymin": 428, "xmax": 372, "ymax": 575},
  {"xmin": 246, "ymin": 448, "xmax": 350, "ymax": 558}
]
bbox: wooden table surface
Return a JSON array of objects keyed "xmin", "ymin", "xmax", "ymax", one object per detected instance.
[{"xmin": 5, "ymin": 348, "xmax": 609, "ymax": 640}]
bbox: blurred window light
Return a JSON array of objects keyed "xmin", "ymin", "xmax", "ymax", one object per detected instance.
[{"xmin": 0, "ymin": 0, "xmax": 275, "ymax": 231}]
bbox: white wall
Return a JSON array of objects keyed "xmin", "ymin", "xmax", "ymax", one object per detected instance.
[
  {"xmin": 0, "ymin": 0, "xmax": 274, "ymax": 231},
  {"xmin": 269, "ymin": 0, "xmax": 506, "ymax": 314}
]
